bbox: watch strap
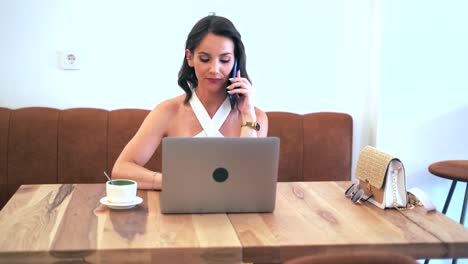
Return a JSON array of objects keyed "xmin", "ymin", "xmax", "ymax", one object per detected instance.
[{"xmin": 241, "ymin": 121, "xmax": 260, "ymax": 131}]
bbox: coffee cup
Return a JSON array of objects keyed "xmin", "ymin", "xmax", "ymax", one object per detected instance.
[{"xmin": 106, "ymin": 179, "xmax": 137, "ymax": 204}]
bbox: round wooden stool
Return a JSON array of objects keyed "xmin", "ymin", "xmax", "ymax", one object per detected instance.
[
  {"xmin": 429, "ymin": 160, "xmax": 468, "ymax": 225},
  {"xmin": 424, "ymin": 160, "xmax": 468, "ymax": 264}
]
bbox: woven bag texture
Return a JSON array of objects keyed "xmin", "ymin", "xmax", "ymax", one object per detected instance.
[{"xmin": 355, "ymin": 146, "xmax": 394, "ymax": 189}]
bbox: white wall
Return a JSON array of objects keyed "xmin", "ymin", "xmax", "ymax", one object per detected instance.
[
  {"xmin": 0, "ymin": 0, "xmax": 374, "ymax": 175},
  {"xmin": 377, "ymin": 1, "xmax": 468, "ymax": 263},
  {"xmin": 377, "ymin": 0, "xmax": 468, "ymax": 227},
  {"xmin": 0, "ymin": 0, "xmax": 370, "ymax": 112},
  {"xmin": 1, "ymin": 2, "xmax": 467, "ymax": 262}
]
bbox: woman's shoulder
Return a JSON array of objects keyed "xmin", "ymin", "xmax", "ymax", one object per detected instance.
[
  {"xmin": 141, "ymin": 94, "xmax": 187, "ymax": 133},
  {"xmin": 254, "ymin": 106, "xmax": 267, "ymax": 119},
  {"xmin": 152, "ymin": 94, "xmax": 186, "ymax": 115}
]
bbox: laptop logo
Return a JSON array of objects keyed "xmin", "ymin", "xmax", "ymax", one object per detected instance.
[{"xmin": 212, "ymin": 167, "xmax": 229, "ymax": 182}]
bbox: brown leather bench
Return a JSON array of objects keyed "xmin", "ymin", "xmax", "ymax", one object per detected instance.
[{"xmin": 0, "ymin": 107, "xmax": 352, "ymax": 209}]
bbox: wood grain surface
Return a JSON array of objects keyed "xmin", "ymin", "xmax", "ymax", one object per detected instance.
[
  {"xmin": 228, "ymin": 181, "xmax": 468, "ymax": 263},
  {"xmin": 0, "ymin": 184, "xmax": 241, "ymax": 263},
  {"xmin": 1, "ymin": 182, "xmax": 467, "ymax": 263}
]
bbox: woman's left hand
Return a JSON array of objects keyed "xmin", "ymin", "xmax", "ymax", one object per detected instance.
[{"xmin": 226, "ymin": 70, "xmax": 256, "ymax": 118}]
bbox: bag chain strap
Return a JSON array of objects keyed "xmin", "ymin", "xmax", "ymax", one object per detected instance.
[
  {"xmin": 392, "ymin": 167, "xmax": 420, "ymax": 210},
  {"xmin": 391, "ymin": 169, "xmax": 399, "ymax": 209}
]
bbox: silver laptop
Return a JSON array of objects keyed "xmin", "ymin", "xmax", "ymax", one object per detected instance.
[{"xmin": 160, "ymin": 137, "xmax": 280, "ymax": 214}]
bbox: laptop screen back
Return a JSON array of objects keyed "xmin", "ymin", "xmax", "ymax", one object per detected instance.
[{"xmin": 160, "ymin": 137, "xmax": 280, "ymax": 214}]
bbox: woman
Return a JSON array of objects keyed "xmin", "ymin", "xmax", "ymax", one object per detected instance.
[{"xmin": 112, "ymin": 15, "xmax": 268, "ymax": 190}]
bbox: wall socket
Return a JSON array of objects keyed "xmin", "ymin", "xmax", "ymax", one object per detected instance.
[{"xmin": 60, "ymin": 50, "xmax": 80, "ymax": 70}]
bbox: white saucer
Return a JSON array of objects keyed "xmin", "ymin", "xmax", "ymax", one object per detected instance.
[{"xmin": 100, "ymin": 196, "xmax": 143, "ymax": 210}]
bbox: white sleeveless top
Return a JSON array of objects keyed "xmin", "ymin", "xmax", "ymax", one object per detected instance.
[{"xmin": 189, "ymin": 91, "xmax": 231, "ymax": 137}]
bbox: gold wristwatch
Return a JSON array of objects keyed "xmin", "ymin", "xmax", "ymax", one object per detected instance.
[{"xmin": 241, "ymin": 121, "xmax": 260, "ymax": 131}]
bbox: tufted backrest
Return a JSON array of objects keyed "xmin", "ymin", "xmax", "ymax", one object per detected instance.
[{"xmin": 0, "ymin": 107, "xmax": 352, "ymax": 209}]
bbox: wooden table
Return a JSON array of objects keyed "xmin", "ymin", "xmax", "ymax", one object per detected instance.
[
  {"xmin": 230, "ymin": 182, "xmax": 468, "ymax": 263},
  {"xmin": 0, "ymin": 184, "xmax": 241, "ymax": 263},
  {"xmin": 0, "ymin": 182, "xmax": 467, "ymax": 263}
]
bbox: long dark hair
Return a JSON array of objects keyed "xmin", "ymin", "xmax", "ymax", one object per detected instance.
[{"xmin": 178, "ymin": 15, "xmax": 250, "ymax": 104}]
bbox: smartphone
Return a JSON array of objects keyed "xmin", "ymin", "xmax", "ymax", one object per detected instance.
[{"xmin": 228, "ymin": 58, "xmax": 238, "ymax": 109}]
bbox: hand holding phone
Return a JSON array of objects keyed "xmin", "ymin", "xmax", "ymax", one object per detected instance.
[{"xmin": 228, "ymin": 59, "xmax": 238, "ymax": 109}]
